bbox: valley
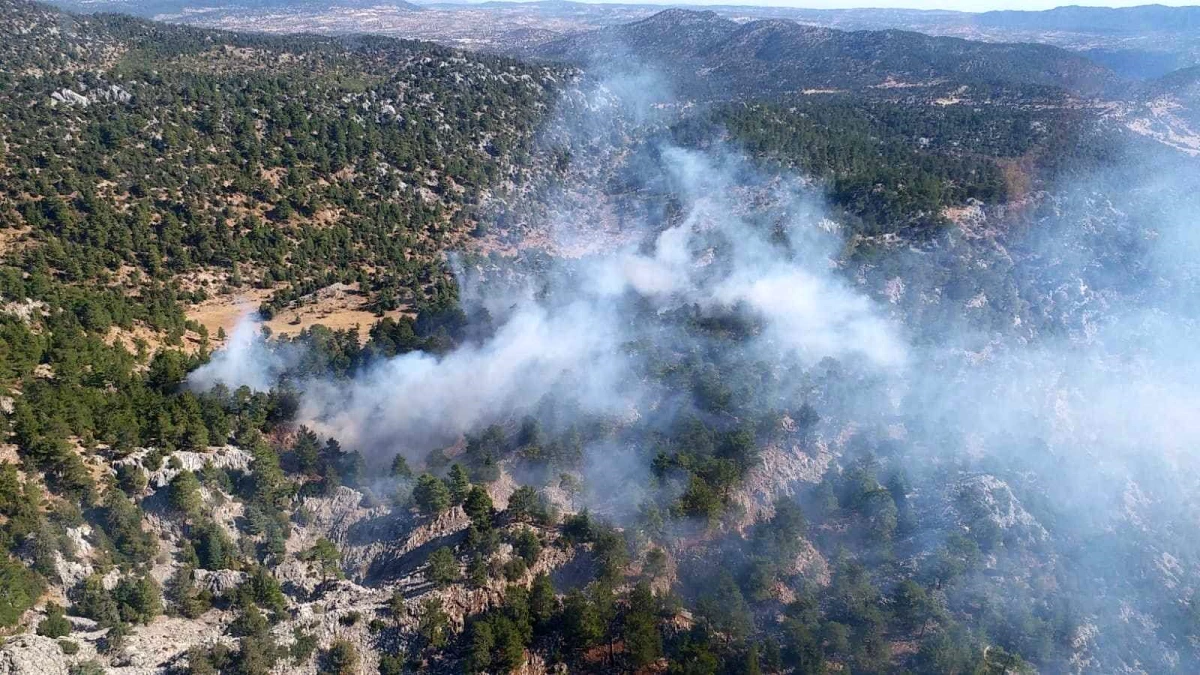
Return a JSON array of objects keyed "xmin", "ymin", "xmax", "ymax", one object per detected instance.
[{"xmin": 0, "ymin": 1, "xmax": 1198, "ymax": 674}]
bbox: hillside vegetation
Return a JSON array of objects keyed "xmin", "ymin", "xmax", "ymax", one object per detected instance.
[
  {"xmin": 531, "ymin": 8, "xmax": 1125, "ymax": 100},
  {"xmin": 0, "ymin": 4, "xmax": 565, "ymax": 668},
  {"xmin": 0, "ymin": 2, "xmax": 1197, "ymax": 675}
]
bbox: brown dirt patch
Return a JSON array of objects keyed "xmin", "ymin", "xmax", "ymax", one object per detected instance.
[
  {"xmin": 187, "ymin": 283, "xmax": 408, "ymax": 346},
  {"xmin": 186, "ymin": 287, "xmax": 273, "ymax": 343},
  {"xmin": 105, "ymin": 323, "xmax": 166, "ymax": 357},
  {"xmin": 0, "ymin": 226, "xmax": 33, "ymax": 256}
]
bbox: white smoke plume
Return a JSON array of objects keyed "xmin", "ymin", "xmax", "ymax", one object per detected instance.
[
  {"xmin": 187, "ymin": 314, "xmax": 286, "ymax": 392},
  {"xmin": 300, "ymin": 300, "xmax": 631, "ymax": 453},
  {"xmin": 190, "ymin": 133, "xmax": 907, "ymax": 463},
  {"xmin": 292, "ymin": 142, "xmax": 906, "ymax": 458}
]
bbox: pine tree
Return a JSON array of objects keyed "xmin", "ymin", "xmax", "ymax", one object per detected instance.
[
  {"xmin": 390, "ymin": 455, "xmax": 413, "ymax": 480},
  {"xmin": 623, "ymin": 582, "xmax": 662, "ymax": 668},
  {"xmin": 464, "ymin": 486, "xmax": 494, "ymax": 532},
  {"xmin": 448, "ymin": 463, "xmax": 471, "ymax": 505},
  {"xmin": 426, "ymin": 547, "xmax": 459, "ymax": 587},
  {"xmin": 168, "ymin": 470, "xmax": 203, "ymax": 520},
  {"xmin": 413, "ymin": 474, "xmax": 451, "ymax": 516},
  {"xmin": 418, "ymin": 599, "xmax": 450, "ymax": 651},
  {"xmin": 529, "ymin": 573, "xmax": 558, "ymax": 632}
]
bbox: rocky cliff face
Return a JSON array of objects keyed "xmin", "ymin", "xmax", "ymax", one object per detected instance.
[
  {"xmin": 0, "ymin": 401, "xmax": 839, "ymax": 675},
  {"xmin": 0, "ymin": 444, "xmax": 606, "ymax": 674}
]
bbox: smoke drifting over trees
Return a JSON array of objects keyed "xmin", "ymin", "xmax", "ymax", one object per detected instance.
[
  {"xmin": 191, "ymin": 130, "xmax": 907, "ymax": 457},
  {"xmin": 187, "ymin": 68, "xmax": 1200, "ymax": 671}
]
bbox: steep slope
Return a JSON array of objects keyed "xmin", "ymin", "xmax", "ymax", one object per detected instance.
[
  {"xmin": 0, "ymin": 2, "xmax": 578, "ymax": 672},
  {"xmin": 1150, "ymin": 64, "xmax": 1200, "ymax": 98},
  {"xmin": 1114, "ymin": 65, "xmax": 1200, "ymax": 155},
  {"xmin": 1, "ymin": 2, "xmax": 1199, "ymax": 675}
]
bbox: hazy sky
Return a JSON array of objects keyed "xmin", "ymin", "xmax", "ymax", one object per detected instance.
[
  {"xmin": 794, "ymin": 1, "xmax": 1194, "ymax": 8},
  {"xmin": 589, "ymin": 0, "xmax": 1200, "ymax": 8}
]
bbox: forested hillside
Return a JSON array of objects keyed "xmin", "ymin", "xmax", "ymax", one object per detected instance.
[
  {"xmin": 1, "ymin": 2, "xmax": 1198, "ymax": 675},
  {"xmin": 530, "ymin": 8, "xmax": 1125, "ymax": 100},
  {"xmin": 1, "ymin": 0, "xmax": 563, "ymax": 326},
  {"xmin": 667, "ymin": 97, "xmax": 1121, "ymax": 236},
  {"xmin": 0, "ymin": 3, "xmax": 568, "ymax": 670}
]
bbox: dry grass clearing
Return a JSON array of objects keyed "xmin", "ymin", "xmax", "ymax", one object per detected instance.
[
  {"xmin": 187, "ymin": 283, "xmax": 408, "ymax": 346},
  {"xmin": 187, "ymin": 287, "xmax": 273, "ymax": 342}
]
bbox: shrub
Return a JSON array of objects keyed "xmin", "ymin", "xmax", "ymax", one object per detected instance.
[
  {"xmin": 38, "ymin": 603, "xmax": 72, "ymax": 638},
  {"xmin": 290, "ymin": 628, "xmax": 318, "ymax": 663},
  {"xmin": 69, "ymin": 662, "xmax": 105, "ymax": 675},
  {"xmin": 321, "ymin": 639, "xmax": 359, "ymax": 675},
  {"xmin": 58, "ymin": 639, "xmax": 79, "ymax": 655}
]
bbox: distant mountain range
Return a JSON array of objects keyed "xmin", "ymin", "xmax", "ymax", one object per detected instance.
[
  {"xmin": 43, "ymin": 0, "xmax": 1200, "ymax": 81},
  {"xmin": 529, "ymin": 8, "xmax": 1126, "ymax": 100},
  {"xmin": 49, "ymin": 0, "xmax": 422, "ymax": 15},
  {"xmin": 710, "ymin": 3, "xmax": 1200, "ymax": 79},
  {"xmin": 977, "ymin": 4, "xmax": 1200, "ymax": 34},
  {"xmin": 698, "ymin": 3, "xmax": 1200, "ymax": 35}
]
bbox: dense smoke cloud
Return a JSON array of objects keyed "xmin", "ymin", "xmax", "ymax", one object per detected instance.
[
  {"xmin": 188, "ymin": 73, "xmax": 908, "ymax": 458},
  {"xmin": 300, "ymin": 300, "xmax": 632, "ymax": 453},
  {"xmin": 186, "ymin": 68, "xmax": 1200, "ymax": 516},
  {"xmin": 596, "ymin": 147, "xmax": 908, "ymax": 370},
  {"xmin": 903, "ymin": 163, "xmax": 1200, "ymax": 473},
  {"xmin": 300, "ymin": 142, "xmax": 906, "ymax": 457}
]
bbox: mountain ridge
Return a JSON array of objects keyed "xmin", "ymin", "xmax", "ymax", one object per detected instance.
[
  {"xmin": 976, "ymin": 3, "xmax": 1200, "ymax": 33},
  {"xmin": 529, "ymin": 8, "xmax": 1127, "ymax": 99}
]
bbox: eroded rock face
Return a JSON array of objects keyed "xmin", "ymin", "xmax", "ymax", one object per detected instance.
[
  {"xmin": 127, "ymin": 446, "xmax": 253, "ymax": 489},
  {"xmin": 0, "ymin": 614, "xmax": 239, "ymax": 675},
  {"xmin": 732, "ymin": 415, "xmax": 835, "ymax": 528},
  {"xmin": 48, "ymin": 84, "xmax": 132, "ymax": 108},
  {"xmin": 51, "ymin": 527, "xmax": 96, "ymax": 588},
  {"xmin": 736, "ymin": 440, "xmax": 832, "ymax": 525},
  {"xmin": 291, "ymin": 486, "xmax": 414, "ymax": 583},
  {"xmin": 0, "ymin": 635, "xmax": 71, "ymax": 675},
  {"xmin": 111, "ymin": 615, "xmax": 232, "ymax": 673},
  {"xmin": 193, "ymin": 569, "xmax": 247, "ymax": 596},
  {"xmin": 96, "ymin": 84, "xmax": 132, "ymax": 104},
  {"xmin": 49, "ymin": 88, "xmax": 88, "ymax": 107},
  {"xmin": 297, "ymin": 486, "xmax": 372, "ymax": 543},
  {"xmin": 0, "ymin": 439, "xmax": 753, "ymax": 675},
  {"xmin": 954, "ymin": 473, "xmax": 1049, "ymax": 544}
]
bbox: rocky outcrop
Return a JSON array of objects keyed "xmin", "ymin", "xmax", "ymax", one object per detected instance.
[
  {"xmin": 48, "ymin": 84, "xmax": 132, "ymax": 108},
  {"xmin": 0, "ymin": 635, "xmax": 72, "ymax": 675},
  {"xmin": 141, "ymin": 446, "xmax": 253, "ymax": 489},
  {"xmin": 109, "ymin": 615, "xmax": 232, "ymax": 673},
  {"xmin": 953, "ymin": 474, "xmax": 1049, "ymax": 545},
  {"xmin": 0, "ymin": 446, "xmax": 582, "ymax": 675},
  {"xmin": 290, "ymin": 486, "xmax": 412, "ymax": 583},
  {"xmin": 295, "ymin": 487, "xmax": 373, "ymax": 543},
  {"xmin": 49, "ymin": 88, "xmax": 88, "ymax": 107},
  {"xmin": 53, "ymin": 550, "xmax": 93, "ymax": 591},
  {"xmin": 94, "ymin": 84, "xmax": 132, "ymax": 104},
  {"xmin": 733, "ymin": 419, "xmax": 833, "ymax": 527},
  {"xmin": 194, "ymin": 569, "xmax": 247, "ymax": 596}
]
